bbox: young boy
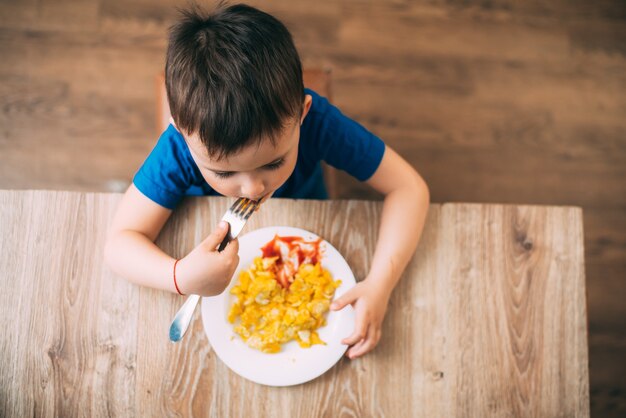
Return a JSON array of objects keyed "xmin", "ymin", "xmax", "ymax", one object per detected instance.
[{"xmin": 105, "ymin": 3, "xmax": 429, "ymax": 359}]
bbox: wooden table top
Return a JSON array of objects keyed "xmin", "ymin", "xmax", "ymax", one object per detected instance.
[{"xmin": 0, "ymin": 190, "xmax": 589, "ymax": 417}]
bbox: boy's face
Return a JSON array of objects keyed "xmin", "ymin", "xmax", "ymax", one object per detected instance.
[{"xmin": 184, "ymin": 95, "xmax": 312, "ymax": 201}]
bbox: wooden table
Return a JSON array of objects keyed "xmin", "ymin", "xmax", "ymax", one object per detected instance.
[{"xmin": 0, "ymin": 190, "xmax": 589, "ymax": 417}]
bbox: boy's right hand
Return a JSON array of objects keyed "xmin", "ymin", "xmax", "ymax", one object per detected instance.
[{"xmin": 175, "ymin": 221, "xmax": 240, "ymax": 296}]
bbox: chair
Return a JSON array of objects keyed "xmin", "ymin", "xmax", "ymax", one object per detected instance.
[{"xmin": 155, "ymin": 68, "xmax": 338, "ymax": 198}]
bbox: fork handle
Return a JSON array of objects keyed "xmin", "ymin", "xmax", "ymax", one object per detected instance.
[
  {"xmin": 169, "ymin": 294, "xmax": 201, "ymax": 342},
  {"xmin": 217, "ymin": 222, "xmax": 232, "ymax": 252}
]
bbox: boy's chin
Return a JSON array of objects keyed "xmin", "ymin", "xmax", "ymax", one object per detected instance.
[
  {"xmin": 257, "ymin": 193, "xmax": 273, "ymax": 204},
  {"xmin": 223, "ymin": 192, "xmax": 273, "ymax": 203},
  {"xmin": 243, "ymin": 193, "xmax": 272, "ymax": 204}
]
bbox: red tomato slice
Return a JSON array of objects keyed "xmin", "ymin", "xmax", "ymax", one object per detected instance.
[{"xmin": 260, "ymin": 235, "xmax": 323, "ymax": 289}]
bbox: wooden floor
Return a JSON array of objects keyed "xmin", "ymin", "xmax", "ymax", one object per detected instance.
[{"xmin": 0, "ymin": 0, "xmax": 624, "ymax": 415}]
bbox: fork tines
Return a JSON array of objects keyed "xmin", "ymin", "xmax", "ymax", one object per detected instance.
[{"xmin": 231, "ymin": 197, "xmax": 259, "ymax": 220}]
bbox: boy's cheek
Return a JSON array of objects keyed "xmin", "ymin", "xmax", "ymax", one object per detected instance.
[
  {"xmin": 203, "ymin": 177, "xmax": 238, "ymax": 197},
  {"xmin": 274, "ymin": 157, "xmax": 298, "ymax": 186}
]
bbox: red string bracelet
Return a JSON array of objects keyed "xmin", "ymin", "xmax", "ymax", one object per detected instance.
[{"xmin": 173, "ymin": 259, "xmax": 184, "ymax": 296}]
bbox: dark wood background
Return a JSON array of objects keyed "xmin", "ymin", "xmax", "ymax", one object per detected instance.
[{"xmin": 0, "ymin": 0, "xmax": 624, "ymax": 415}]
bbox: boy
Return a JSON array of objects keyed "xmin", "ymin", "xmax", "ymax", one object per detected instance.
[{"xmin": 105, "ymin": 3, "xmax": 429, "ymax": 359}]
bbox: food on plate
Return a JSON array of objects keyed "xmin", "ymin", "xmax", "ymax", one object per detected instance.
[{"xmin": 228, "ymin": 235, "xmax": 341, "ymax": 353}]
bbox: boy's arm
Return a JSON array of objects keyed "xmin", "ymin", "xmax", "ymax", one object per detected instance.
[
  {"xmin": 105, "ymin": 184, "xmax": 179, "ymax": 292},
  {"xmin": 104, "ymin": 185, "xmax": 239, "ymax": 295},
  {"xmin": 365, "ymin": 146, "xmax": 429, "ymax": 298},
  {"xmin": 330, "ymin": 146, "xmax": 430, "ymax": 358}
]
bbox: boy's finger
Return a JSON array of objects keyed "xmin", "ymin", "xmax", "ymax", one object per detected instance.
[
  {"xmin": 348, "ymin": 326, "xmax": 380, "ymax": 359},
  {"xmin": 330, "ymin": 287, "xmax": 357, "ymax": 311},
  {"xmin": 348, "ymin": 341, "xmax": 370, "ymax": 359},
  {"xmin": 348, "ymin": 325, "xmax": 375, "ymax": 357},
  {"xmin": 200, "ymin": 221, "xmax": 230, "ymax": 251},
  {"xmin": 347, "ymin": 340, "xmax": 366, "ymax": 359},
  {"xmin": 341, "ymin": 316, "xmax": 367, "ymax": 346}
]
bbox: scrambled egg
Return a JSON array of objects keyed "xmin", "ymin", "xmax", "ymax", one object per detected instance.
[{"xmin": 228, "ymin": 255, "xmax": 341, "ymax": 353}]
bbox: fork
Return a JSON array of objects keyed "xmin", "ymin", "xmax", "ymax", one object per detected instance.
[{"xmin": 169, "ymin": 197, "xmax": 260, "ymax": 342}]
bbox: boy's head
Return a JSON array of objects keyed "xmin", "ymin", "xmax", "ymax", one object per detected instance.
[
  {"xmin": 166, "ymin": 2, "xmax": 305, "ymax": 159},
  {"xmin": 165, "ymin": 2, "xmax": 312, "ymax": 200}
]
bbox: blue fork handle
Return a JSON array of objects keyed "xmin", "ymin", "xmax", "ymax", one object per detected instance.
[{"xmin": 169, "ymin": 294, "xmax": 201, "ymax": 342}]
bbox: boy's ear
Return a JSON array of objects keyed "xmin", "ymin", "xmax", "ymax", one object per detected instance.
[{"xmin": 300, "ymin": 95, "xmax": 313, "ymax": 125}]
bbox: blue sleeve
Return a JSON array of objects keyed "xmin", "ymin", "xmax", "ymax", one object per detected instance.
[
  {"xmin": 303, "ymin": 89, "xmax": 386, "ymax": 181},
  {"xmin": 132, "ymin": 125, "xmax": 200, "ymax": 209}
]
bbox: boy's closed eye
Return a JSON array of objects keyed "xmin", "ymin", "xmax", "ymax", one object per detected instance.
[{"xmin": 212, "ymin": 158, "xmax": 285, "ymax": 179}]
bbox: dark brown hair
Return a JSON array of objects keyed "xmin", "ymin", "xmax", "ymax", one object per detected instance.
[{"xmin": 165, "ymin": 3, "xmax": 304, "ymax": 158}]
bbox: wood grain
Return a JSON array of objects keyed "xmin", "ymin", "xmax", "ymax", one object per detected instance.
[
  {"xmin": 440, "ymin": 204, "xmax": 588, "ymax": 417},
  {"xmin": 0, "ymin": 191, "xmax": 589, "ymax": 417},
  {"xmin": 0, "ymin": 191, "xmax": 137, "ymax": 417}
]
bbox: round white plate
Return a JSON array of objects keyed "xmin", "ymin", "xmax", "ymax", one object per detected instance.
[{"xmin": 201, "ymin": 226, "xmax": 356, "ymax": 387}]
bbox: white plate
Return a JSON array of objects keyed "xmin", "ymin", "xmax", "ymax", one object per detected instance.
[{"xmin": 201, "ymin": 226, "xmax": 356, "ymax": 387}]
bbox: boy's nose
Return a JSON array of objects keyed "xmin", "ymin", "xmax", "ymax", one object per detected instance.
[{"xmin": 241, "ymin": 178, "xmax": 266, "ymax": 201}]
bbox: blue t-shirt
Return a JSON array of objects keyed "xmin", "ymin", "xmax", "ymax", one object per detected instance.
[{"xmin": 133, "ymin": 89, "xmax": 385, "ymax": 209}]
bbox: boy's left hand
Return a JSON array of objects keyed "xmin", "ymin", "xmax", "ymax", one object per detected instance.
[{"xmin": 330, "ymin": 280, "xmax": 391, "ymax": 359}]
